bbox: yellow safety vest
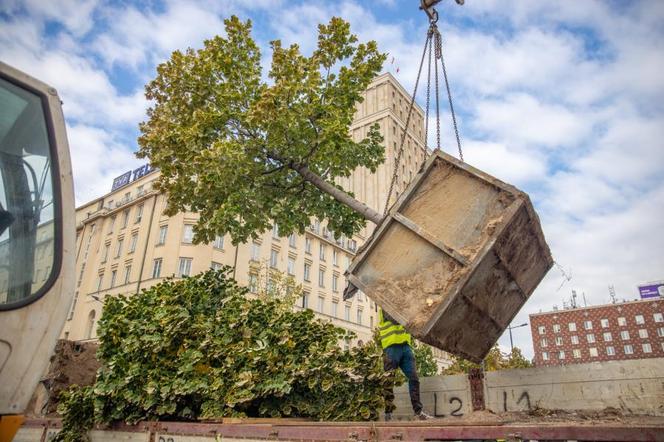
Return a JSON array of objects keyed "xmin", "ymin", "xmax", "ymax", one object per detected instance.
[{"xmin": 378, "ymin": 309, "xmax": 411, "ymax": 349}]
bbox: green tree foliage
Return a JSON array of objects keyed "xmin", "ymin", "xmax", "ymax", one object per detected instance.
[
  {"xmin": 413, "ymin": 342, "xmax": 439, "ymax": 377},
  {"xmin": 53, "ymin": 386, "xmax": 94, "ymax": 442},
  {"xmin": 442, "ymin": 345, "xmax": 533, "ymax": 375},
  {"xmin": 67, "ymin": 268, "xmax": 392, "ymax": 428},
  {"xmin": 138, "ymin": 16, "xmax": 387, "ymax": 245}
]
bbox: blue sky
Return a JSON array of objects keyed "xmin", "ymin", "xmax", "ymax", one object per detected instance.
[{"xmin": 2, "ymin": 0, "xmax": 663, "ymax": 357}]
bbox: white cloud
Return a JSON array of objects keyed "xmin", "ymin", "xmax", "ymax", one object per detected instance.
[
  {"xmin": 462, "ymin": 140, "xmax": 547, "ymax": 187},
  {"xmin": 66, "ymin": 124, "xmax": 142, "ymax": 204},
  {"xmin": 472, "ymin": 93, "xmax": 593, "ymax": 149},
  {"xmin": 2, "ymin": 0, "xmax": 100, "ymax": 36}
]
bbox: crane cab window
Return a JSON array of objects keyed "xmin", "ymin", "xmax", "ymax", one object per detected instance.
[{"xmin": 0, "ymin": 76, "xmax": 57, "ymax": 308}]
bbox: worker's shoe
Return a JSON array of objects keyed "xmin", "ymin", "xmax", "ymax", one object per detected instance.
[
  {"xmin": 384, "ymin": 412, "xmax": 393, "ymax": 422},
  {"xmin": 415, "ymin": 410, "xmax": 433, "ymax": 420}
]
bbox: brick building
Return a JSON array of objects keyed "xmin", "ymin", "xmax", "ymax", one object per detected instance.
[{"xmin": 530, "ymin": 298, "xmax": 664, "ymax": 366}]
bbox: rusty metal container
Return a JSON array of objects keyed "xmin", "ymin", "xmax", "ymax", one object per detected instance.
[{"xmin": 346, "ymin": 151, "xmax": 553, "ymax": 362}]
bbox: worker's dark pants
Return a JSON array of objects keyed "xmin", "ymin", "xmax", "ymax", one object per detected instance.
[{"xmin": 383, "ymin": 343, "xmax": 422, "ymax": 414}]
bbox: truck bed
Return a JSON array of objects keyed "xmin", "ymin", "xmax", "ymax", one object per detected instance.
[{"xmin": 18, "ymin": 416, "xmax": 664, "ymax": 442}]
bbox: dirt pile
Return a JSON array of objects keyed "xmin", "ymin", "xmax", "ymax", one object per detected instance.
[{"xmin": 38, "ymin": 339, "xmax": 100, "ymax": 415}]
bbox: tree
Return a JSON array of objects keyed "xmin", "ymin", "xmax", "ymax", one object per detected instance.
[
  {"xmin": 58, "ymin": 267, "xmax": 393, "ymax": 432},
  {"xmin": 138, "ymin": 16, "xmax": 387, "ymax": 246},
  {"xmin": 413, "ymin": 342, "xmax": 439, "ymax": 377},
  {"xmin": 442, "ymin": 345, "xmax": 532, "ymax": 375}
]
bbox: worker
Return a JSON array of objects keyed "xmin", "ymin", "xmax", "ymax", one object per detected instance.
[{"xmin": 379, "ymin": 309, "xmax": 433, "ymax": 420}]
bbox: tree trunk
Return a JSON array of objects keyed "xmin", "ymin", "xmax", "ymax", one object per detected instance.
[{"xmin": 292, "ymin": 163, "xmax": 384, "ymax": 225}]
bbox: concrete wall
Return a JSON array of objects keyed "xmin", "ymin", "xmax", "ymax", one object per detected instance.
[{"xmin": 393, "ymin": 357, "xmax": 664, "ymax": 419}]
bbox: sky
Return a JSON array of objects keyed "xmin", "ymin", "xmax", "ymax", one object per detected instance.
[{"xmin": 1, "ymin": 0, "xmax": 663, "ymax": 358}]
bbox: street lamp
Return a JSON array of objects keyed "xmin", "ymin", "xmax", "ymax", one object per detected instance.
[{"xmin": 507, "ymin": 322, "xmax": 528, "ymax": 352}]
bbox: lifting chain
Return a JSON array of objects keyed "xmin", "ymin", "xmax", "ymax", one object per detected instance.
[{"xmin": 383, "ymin": 10, "xmax": 463, "ymax": 215}]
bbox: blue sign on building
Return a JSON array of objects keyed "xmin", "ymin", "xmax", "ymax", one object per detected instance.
[{"xmin": 111, "ymin": 164, "xmax": 156, "ymax": 191}]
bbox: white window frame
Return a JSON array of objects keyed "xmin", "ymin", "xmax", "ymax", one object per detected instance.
[
  {"xmin": 638, "ymin": 329, "xmax": 649, "ymax": 339},
  {"xmin": 568, "ymin": 322, "xmax": 576, "ymax": 332},
  {"xmin": 624, "ymin": 344, "xmax": 634, "ymax": 355},
  {"xmin": 157, "ymin": 225, "xmax": 168, "ymax": 245},
  {"xmin": 635, "ymin": 315, "xmax": 645, "ymax": 325},
  {"xmin": 600, "ymin": 318, "xmax": 609, "ymax": 328},
  {"xmin": 152, "ymin": 258, "xmax": 162, "ymax": 278},
  {"xmin": 618, "ymin": 317, "xmax": 626, "ymax": 326},
  {"xmin": 571, "ymin": 335, "xmax": 579, "ymax": 345},
  {"xmin": 270, "ymin": 249, "xmax": 278, "ymax": 268},
  {"xmin": 606, "ymin": 346, "xmax": 615, "ymax": 356},
  {"xmin": 621, "ymin": 330, "xmax": 630, "ymax": 340},
  {"xmin": 643, "ymin": 343, "xmax": 652, "ymax": 353},
  {"xmin": 603, "ymin": 332, "xmax": 612, "ymax": 342},
  {"xmin": 287, "ymin": 257, "xmax": 295, "ymax": 275},
  {"xmin": 178, "ymin": 257, "xmax": 192, "ymax": 277},
  {"xmin": 586, "ymin": 334, "xmax": 596, "ymax": 343},
  {"xmin": 589, "ymin": 347, "xmax": 598, "ymax": 357},
  {"xmin": 129, "ymin": 233, "xmax": 138, "ymax": 253},
  {"xmin": 182, "ymin": 225, "xmax": 194, "ymax": 244}
]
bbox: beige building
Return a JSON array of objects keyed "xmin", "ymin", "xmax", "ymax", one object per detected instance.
[{"xmin": 62, "ymin": 73, "xmax": 452, "ymax": 369}]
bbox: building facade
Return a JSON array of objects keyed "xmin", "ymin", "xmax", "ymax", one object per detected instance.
[
  {"xmin": 62, "ymin": 73, "xmax": 452, "ymax": 369},
  {"xmin": 530, "ymin": 298, "xmax": 664, "ymax": 367}
]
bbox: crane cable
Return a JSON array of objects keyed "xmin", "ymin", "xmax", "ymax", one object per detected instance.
[{"xmin": 383, "ymin": 13, "xmax": 463, "ymax": 215}]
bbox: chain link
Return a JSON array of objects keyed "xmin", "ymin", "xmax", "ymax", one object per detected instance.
[
  {"xmin": 438, "ymin": 30, "xmax": 463, "ymax": 161},
  {"xmin": 384, "ymin": 30, "xmax": 431, "ymax": 215}
]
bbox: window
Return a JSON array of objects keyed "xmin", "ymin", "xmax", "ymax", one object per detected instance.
[
  {"xmin": 251, "ymin": 242, "xmax": 260, "ymax": 261},
  {"xmin": 555, "ymin": 336, "xmax": 563, "ymax": 346},
  {"xmin": 300, "ymin": 292, "xmax": 309, "ymax": 309},
  {"xmin": 110, "ymin": 270, "xmax": 117, "ymax": 288},
  {"xmin": 344, "ymin": 305, "xmax": 351, "ymax": 321},
  {"xmin": 182, "ymin": 225, "xmax": 194, "ymax": 243},
  {"xmin": 657, "ymin": 327, "xmax": 664, "ymax": 337},
  {"xmin": 135, "ymin": 204, "xmax": 143, "ymax": 223},
  {"xmin": 123, "ymin": 265, "xmax": 131, "ymax": 284},
  {"xmin": 538, "ymin": 325, "xmax": 546, "ymax": 335},
  {"xmin": 210, "ymin": 262, "xmax": 222, "ymax": 271},
  {"xmin": 573, "ymin": 349, "xmax": 581, "ymax": 359},
  {"xmin": 638, "ymin": 329, "xmax": 649, "ymax": 339},
  {"xmin": 305, "ymin": 238, "xmax": 312, "ymax": 254},
  {"xmin": 318, "ymin": 268, "xmax": 325, "ymax": 287},
  {"xmin": 553, "ymin": 324, "xmax": 561, "ymax": 333},
  {"xmin": 603, "ymin": 332, "xmax": 612, "ymax": 342},
  {"xmin": 635, "ymin": 315, "xmax": 645, "ymax": 325},
  {"xmin": 85, "ymin": 310, "xmax": 96, "ymax": 340},
  {"xmin": 558, "ymin": 350, "xmax": 565, "ymax": 360},
  {"xmin": 568, "ymin": 322, "xmax": 577, "ymax": 332},
  {"xmin": 121, "ymin": 209, "xmax": 129, "ymax": 228},
  {"xmin": 586, "ymin": 334, "xmax": 595, "ymax": 343},
  {"xmin": 618, "ymin": 317, "xmax": 627, "ymax": 326},
  {"xmin": 541, "ymin": 352, "xmax": 549, "ymax": 361},
  {"xmin": 249, "ymin": 274, "xmax": 258, "ymax": 293},
  {"xmin": 289, "ymin": 234, "xmax": 297, "ymax": 248},
  {"xmin": 357, "ymin": 309, "xmax": 362, "ymax": 325},
  {"xmin": 157, "ymin": 225, "xmax": 168, "ymax": 245},
  {"xmin": 272, "ymin": 223, "xmax": 280, "ymax": 238},
  {"xmin": 152, "ymin": 259, "xmax": 162, "ymax": 278},
  {"xmin": 332, "ymin": 300, "xmax": 338, "ymax": 318},
  {"xmin": 333, "ymin": 249, "xmax": 338, "ymax": 266},
  {"xmin": 345, "ymin": 256, "xmax": 351, "ymax": 270},
  {"xmin": 213, "ymin": 235, "xmax": 224, "ymax": 249},
  {"xmin": 129, "ymin": 233, "xmax": 138, "ymax": 253},
  {"xmin": 348, "ymin": 239, "xmax": 357, "ymax": 252},
  {"xmin": 621, "ymin": 330, "xmax": 630, "ymax": 340},
  {"xmin": 96, "ymin": 274, "xmax": 104, "ymax": 291},
  {"xmin": 113, "ymin": 238, "xmax": 123, "ymax": 258},
  {"xmin": 643, "ymin": 343, "xmax": 652, "ymax": 353},
  {"xmin": 584, "ymin": 320, "xmax": 593, "ymax": 330},
  {"xmin": 101, "ymin": 244, "xmax": 109, "ymax": 263},
  {"xmin": 318, "ymin": 296, "xmax": 324, "ymax": 313},
  {"xmin": 270, "ymin": 249, "xmax": 278, "ymax": 268},
  {"xmin": 654, "ymin": 313, "xmax": 663, "ymax": 323},
  {"xmin": 303, "ymin": 263, "xmax": 311, "ymax": 281},
  {"xmin": 571, "ymin": 335, "xmax": 579, "ymax": 345},
  {"xmin": 624, "ymin": 344, "xmax": 634, "ymax": 355},
  {"xmin": 313, "ymin": 219, "xmax": 320, "ymax": 234},
  {"xmin": 606, "ymin": 346, "xmax": 615, "ymax": 356},
  {"xmin": 600, "ymin": 318, "xmax": 609, "ymax": 328},
  {"xmin": 287, "ymin": 257, "xmax": 295, "ymax": 275},
  {"xmin": 319, "ymin": 244, "xmax": 326, "ymax": 261},
  {"xmin": 540, "ymin": 338, "xmax": 547, "ymax": 347},
  {"xmin": 589, "ymin": 347, "xmax": 598, "ymax": 357},
  {"xmin": 178, "ymin": 258, "xmax": 192, "ymax": 277},
  {"xmin": 332, "ymin": 274, "xmax": 338, "ymax": 292},
  {"xmin": 108, "ymin": 216, "xmax": 116, "ymax": 234}
]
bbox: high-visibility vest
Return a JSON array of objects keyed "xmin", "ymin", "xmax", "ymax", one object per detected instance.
[{"xmin": 378, "ymin": 309, "xmax": 411, "ymax": 349}]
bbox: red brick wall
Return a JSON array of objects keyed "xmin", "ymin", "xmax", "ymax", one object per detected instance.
[{"xmin": 530, "ymin": 298, "xmax": 664, "ymax": 366}]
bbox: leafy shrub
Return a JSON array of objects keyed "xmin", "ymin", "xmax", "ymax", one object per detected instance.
[
  {"xmin": 90, "ymin": 267, "xmax": 391, "ymax": 423},
  {"xmin": 53, "ymin": 386, "xmax": 94, "ymax": 442}
]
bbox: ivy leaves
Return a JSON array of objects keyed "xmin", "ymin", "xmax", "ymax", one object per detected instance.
[
  {"xmin": 137, "ymin": 16, "xmax": 386, "ymax": 245},
  {"xmin": 87, "ymin": 268, "xmax": 392, "ymax": 423}
]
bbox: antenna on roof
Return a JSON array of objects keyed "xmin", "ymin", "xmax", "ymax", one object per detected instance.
[
  {"xmin": 582, "ymin": 292, "xmax": 588, "ymax": 307},
  {"xmin": 571, "ymin": 290, "xmax": 578, "ymax": 308},
  {"xmin": 609, "ymin": 285, "xmax": 617, "ymax": 304}
]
